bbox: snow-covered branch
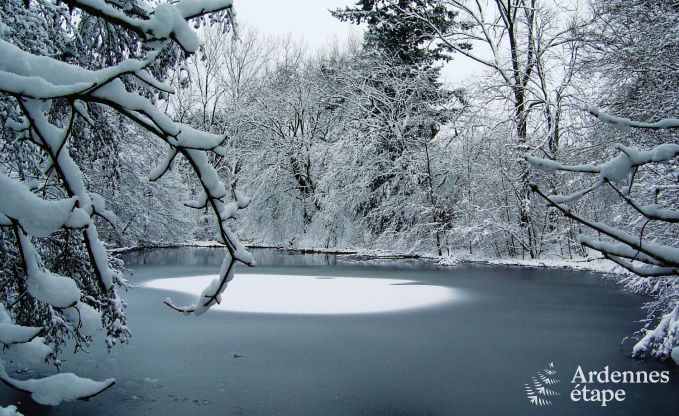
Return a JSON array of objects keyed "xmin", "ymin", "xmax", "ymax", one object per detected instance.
[
  {"xmin": 530, "ymin": 184, "xmax": 679, "ymax": 273},
  {"xmin": 64, "ymin": 0, "xmax": 234, "ymax": 53},
  {"xmin": 0, "ymin": 305, "xmax": 113, "ymax": 405},
  {"xmin": 588, "ymin": 106, "xmax": 679, "ymax": 131},
  {"xmin": 0, "ymin": 364, "xmax": 115, "ymax": 406},
  {"xmin": 0, "ymin": 0, "xmax": 247, "ymax": 407},
  {"xmin": 529, "ymin": 107, "xmax": 679, "ymax": 358}
]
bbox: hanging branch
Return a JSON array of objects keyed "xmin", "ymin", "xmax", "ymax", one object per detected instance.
[
  {"xmin": 528, "ymin": 107, "xmax": 679, "ymax": 358},
  {"xmin": 0, "ymin": 0, "xmax": 246, "ymax": 406}
]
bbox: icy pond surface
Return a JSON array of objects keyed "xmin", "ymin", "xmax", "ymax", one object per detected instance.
[
  {"xmin": 3, "ymin": 248, "xmax": 678, "ymax": 415},
  {"xmin": 143, "ymin": 273, "xmax": 463, "ymax": 314}
]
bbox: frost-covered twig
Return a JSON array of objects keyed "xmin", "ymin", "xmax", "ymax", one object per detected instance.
[{"xmin": 588, "ymin": 106, "xmax": 679, "ymax": 131}]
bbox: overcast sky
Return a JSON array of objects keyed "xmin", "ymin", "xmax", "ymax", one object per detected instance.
[
  {"xmin": 234, "ymin": 0, "xmax": 362, "ymax": 49},
  {"xmin": 234, "ymin": 0, "xmax": 483, "ymax": 86}
]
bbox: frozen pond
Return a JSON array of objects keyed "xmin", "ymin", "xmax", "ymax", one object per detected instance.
[{"xmin": 2, "ymin": 248, "xmax": 678, "ymax": 415}]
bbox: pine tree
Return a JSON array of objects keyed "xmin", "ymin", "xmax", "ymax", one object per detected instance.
[
  {"xmin": 331, "ymin": 0, "xmax": 465, "ymax": 65},
  {"xmin": 333, "ymin": 0, "xmax": 466, "ymax": 254}
]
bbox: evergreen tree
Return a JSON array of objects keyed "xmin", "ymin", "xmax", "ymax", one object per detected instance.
[
  {"xmin": 331, "ymin": 0, "xmax": 465, "ymax": 65},
  {"xmin": 333, "ymin": 0, "xmax": 466, "ymax": 254}
]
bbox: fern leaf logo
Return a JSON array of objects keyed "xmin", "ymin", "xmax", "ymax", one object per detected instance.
[{"xmin": 524, "ymin": 362, "xmax": 560, "ymax": 406}]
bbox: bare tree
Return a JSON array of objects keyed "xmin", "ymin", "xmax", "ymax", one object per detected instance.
[{"xmin": 395, "ymin": 0, "xmax": 587, "ymax": 258}]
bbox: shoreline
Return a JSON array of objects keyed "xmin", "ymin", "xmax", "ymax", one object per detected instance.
[{"xmin": 110, "ymin": 241, "xmax": 625, "ymax": 276}]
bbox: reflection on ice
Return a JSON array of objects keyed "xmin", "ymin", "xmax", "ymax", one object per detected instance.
[{"xmin": 142, "ymin": 274, "xmax": 460, "ymax": 314}]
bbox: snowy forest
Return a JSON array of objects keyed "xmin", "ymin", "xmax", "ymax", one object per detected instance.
[{"xmin": 1, "ymin": 0, "xmax": 678, "ymax": 414}]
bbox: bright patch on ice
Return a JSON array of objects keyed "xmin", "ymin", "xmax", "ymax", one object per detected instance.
[{"xmin": 143, "ymin": 274, "xmax": 460, "ymax": 314}]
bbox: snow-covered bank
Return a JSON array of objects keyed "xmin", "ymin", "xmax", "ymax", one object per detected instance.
[
  {"xmin": 109, "ymin": 240, "xmax": 227, "ymax": 254},
  {"xmin": 446, "ymin": 255, "xmax": 626, "ymax": 275},
  {"xmin": 111, "ymin": 241, "xmax": 627, "ymax": 276}
]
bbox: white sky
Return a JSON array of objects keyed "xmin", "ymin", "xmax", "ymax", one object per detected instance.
[
  {"xmin": 234, "ymin": 0, "xmax": 483, "ymax": 86},
  {"xmin": 234, "ymin": 0, "xmax": 362, "ymax": 49}
]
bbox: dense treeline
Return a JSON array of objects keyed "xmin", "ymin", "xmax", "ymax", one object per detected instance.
[{"xmin": 161, "ymin": 0, "xmax": 678, "ymax": 261}]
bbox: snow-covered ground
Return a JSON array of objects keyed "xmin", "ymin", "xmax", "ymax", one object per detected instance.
[{"xmin": 445, "ymin": 254, "xmax": 623, "ymax": 275}]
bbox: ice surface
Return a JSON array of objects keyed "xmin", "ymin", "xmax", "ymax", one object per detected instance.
[{"xmin": 146, "ymin": 273, "xmax": 461, "ymax": 314}]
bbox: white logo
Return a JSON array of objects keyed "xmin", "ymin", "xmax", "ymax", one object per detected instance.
[
  {"xmin": 524, "ymin": 362, "xmax": 561, "ymax": 406},
  {"xmin": 522, "ymin": 363, "xmax": 670, "ymax": 407}
]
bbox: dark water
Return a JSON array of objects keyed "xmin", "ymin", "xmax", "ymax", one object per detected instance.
[{"xmin": 3, "ymin": 248, "xmax": 678, "ymax": 415}]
